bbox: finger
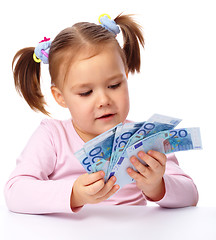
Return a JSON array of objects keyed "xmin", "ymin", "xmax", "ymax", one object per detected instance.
[
  {"xmin": 130, "ymin": 156, "xmax": 149, "ymax": 177},
  {"xmin": 97, "ymin": 182, "xmax": 120, "ymax": 202},
  {"xmin": 103, "ymin": 184, "xmax": 120, "ymax": 199},
  {"xmin": 81, "ymin": 171, "xmax": 105, "ymax": 186},
  {"xmin": 147, "ymin": 150, "xmax": 167, "ymax": 166},
  {"xmin": 127, "ymin": 167, "xmax": 145, "ymax": 182},
  {"xmin": 95, "ymin": 176, "xmax": 117, "ymax": 199},
  {"xmin": 85, "ymin": 179, "xmax": 105, "ymax": 195},
  {"xmin": 137, "ymin": 151, "xmax": 162, "ymax": 172}
]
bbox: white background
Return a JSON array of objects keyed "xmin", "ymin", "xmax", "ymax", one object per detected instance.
[{"xmin": 0, "ymin": 0, "xmax": 215, "ymax": 207}]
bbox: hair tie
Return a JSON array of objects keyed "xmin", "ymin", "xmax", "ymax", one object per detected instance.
[
  {"xmin": 33, "ymin": 37, "xmax": 52, "ymax": 64},
  {"xmin": 98, "ymin": 14, "xmax": 120, "ymax": 36}
]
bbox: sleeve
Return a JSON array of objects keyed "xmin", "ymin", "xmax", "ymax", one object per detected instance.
[
  {"xmin": 4, "ymin": 120, "xmax": 75, "ymax": 214},
  {"xmin": 145, "ymin": 153, "xmax": 199, "ymax": 208}
]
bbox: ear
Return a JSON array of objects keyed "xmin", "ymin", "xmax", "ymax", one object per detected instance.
[{"xmin": 51, "ymin": 86, "xmax": 67, "ymax": 108}]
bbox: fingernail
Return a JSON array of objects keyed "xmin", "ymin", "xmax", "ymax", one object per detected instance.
[
  {"xmin": 112, "ymin": 176, "xmax": 116, "ymax": 182},
  {"xmin": 138, "ymin": 151, "xmax": 145, "ymax": 158},
  {"xmin": 127, "ymin": 168, "xmax": 132, "ymax": 173},
  {"xmin": 115, "ymin": 185, "xmax": 120, "ymax": 190},
  {"xmin": 100, "ymin": 171, "xmax": 105, "ymax": 177},
  {"xmin": 131, "ymin": 157, "xmax": 136, "ymax": 163}
]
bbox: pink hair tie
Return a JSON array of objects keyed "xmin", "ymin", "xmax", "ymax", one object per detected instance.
[
  {"xmin": 39, "ymin": 37, "xmax": 50, "ymax": 43},
  {"xmin": 33, "ymin": 37, "xmax": 52, "ymax": 64}
]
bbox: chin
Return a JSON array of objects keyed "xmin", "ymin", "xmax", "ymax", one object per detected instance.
[{"xmin": 100, "ymin": 123, "xmax": 119, "ymax": 134}]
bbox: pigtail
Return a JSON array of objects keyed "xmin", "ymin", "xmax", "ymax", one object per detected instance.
[
  {"xmin": 12, "ymin": 47, "xmax": 49, "ymax": 116},
  {"xmin": 114, "ymin": 14, "xmax": 144, "ymax": 73}
]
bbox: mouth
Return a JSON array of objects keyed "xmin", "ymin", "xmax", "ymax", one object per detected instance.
[{"xmin": 96, "ymin": 113, "xmax": 115, "ymax": 120}]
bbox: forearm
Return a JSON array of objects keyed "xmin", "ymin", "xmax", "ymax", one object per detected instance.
[
  {"xmin": 153, "ymin": 174, "xmax": 199, "ymax": 208},
  {"xmin": 5, "ymin": 177, "xmax": 74, "ymax": 214},
  {"xmin": 145, "ymin": 153, "xmax": 199, "ymax": 208}
]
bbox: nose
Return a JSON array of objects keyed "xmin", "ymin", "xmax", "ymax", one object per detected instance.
[{"xmin": 97, "ymin": 90, "xmax": 111, "ymax": 108}]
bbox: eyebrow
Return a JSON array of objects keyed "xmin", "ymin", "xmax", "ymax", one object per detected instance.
[
  {"xmin": 71, "ymin": 74, "xmax": 125, "ymax": 91},
  {"xmin": 70, "ymin": 83, "xmax": 92, "ymax": 91},
  {"xmin": 107, "ymin": 73, "xmax": 125, "ymax": 82}
]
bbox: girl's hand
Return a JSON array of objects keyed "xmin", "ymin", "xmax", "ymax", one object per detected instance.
[
  {"xmin": 127, "ymin": 150, "xmax": 167, "ymax": 201},
  {"xmin": 70, "ymin": 171, "xmax": 119, "ymax": 209}
]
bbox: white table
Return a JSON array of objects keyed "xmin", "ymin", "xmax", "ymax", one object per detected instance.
[{"xmin": 1, "ymin": 205, "xmax": 216, "ymax": 240}]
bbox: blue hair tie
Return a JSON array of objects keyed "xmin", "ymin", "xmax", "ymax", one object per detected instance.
[
  {"xmin": 99, "ymin": 15, "xmax": 120, "ymax": 36},
  {"xmin": 34, "ymin": 37, "xmax": 52, "ymax": 64}
]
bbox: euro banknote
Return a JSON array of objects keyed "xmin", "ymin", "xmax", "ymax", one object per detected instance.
[
  {"xmin": 74, "ymin": 123, "xmax": 121, "ymax": 173},
  {"xmin": 74, "ymin": 148, "xmax": 90, "ymax": 172},
  {"xmin": 74, "ymin": 114, "xmax": 202, "ymax": 189},
  {"xmin": 83, "ymin": 123, "xmax": 122, "ymax": 174},
  {"xmin": 110, "ymin": 127, "xmax": 202, "ymax": 187},
  {"xmin": 106, "ymin": 114, "xmax": 181, "ymax": 180},
  {"xmin": 107, "ymin": 121, "xmax": 144, "ymax": 179},
  {"xmin": 125, "ymin": 113, "xmax": 182, "ymax": 148}
]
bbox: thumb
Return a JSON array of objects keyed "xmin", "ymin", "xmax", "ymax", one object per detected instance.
[{"xmin": 81, "ymin": 171, "xmax": 105, "ymax": 186}]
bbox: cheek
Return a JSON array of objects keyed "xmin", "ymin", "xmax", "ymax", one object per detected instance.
[
  {"xmin": 123, "ymin": 95, "xmax": 130, "ymax": 116},
  {"xmin": 116, "ymin": 87, "xmax": 130, "ymax": 114},
  {"xmin": 68, "ymin": 99, "xmax": 92, "ymax": 119},
  {"xmin": 120, "ymin": 86, "xmax": 130, "ymax": 106}
]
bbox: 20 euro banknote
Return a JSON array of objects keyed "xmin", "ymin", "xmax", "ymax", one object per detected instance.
[
  {"xmin": 110, "ymin": 128, "xmax": 202, "ymax": 188},
  {"xmin": 106, "ymin": 114, "xmax": 181, "ymax": 180}
]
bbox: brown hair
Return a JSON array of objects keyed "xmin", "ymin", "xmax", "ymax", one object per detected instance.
[{"xmin": 12, "ymin": 13, "xmax": 144, "ymax": 116}]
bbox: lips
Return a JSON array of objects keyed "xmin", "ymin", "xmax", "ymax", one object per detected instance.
[{"xmin": 96, "ymin": 113, "xmax": 115, "ymax": 119}]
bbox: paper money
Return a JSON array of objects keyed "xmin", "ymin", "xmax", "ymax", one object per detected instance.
[
  {"xmin": 111, "ymin": 128, "xmax": 202, "ymax": 187},
  {"xmin": 124, "ymin": 114, "xmax": 182, "ymax": 149},
  {"xmin": 127, "ymin": 128, "xmax": 202, "ymax": 156},
  {"xmin": 107, "ymin": 122, "xmax": 144, "ymax": 179},
  {"xmin": 74, "ymin": 148, "xmax": 91, "ymax": 172},
  {"xmin": 75, "ymin": 114, "xmax": 202, "ymax": 189},
  {"xmin": 84, "ymin": 123, "xmax": 122, "ymax": 174},
  {"xmin": 106, "ymin": 114, "xmax": 181, "ymax": 180},
  {"xmin": 75, "ymin": 124, "xmax": 121, "ymax": 173}
]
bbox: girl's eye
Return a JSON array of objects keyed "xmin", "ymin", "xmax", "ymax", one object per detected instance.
[
  {"xmin": 79, "ymin": 90, "xmax": 92, "ymax": 97},
  {"xmin": 108, "ymin": 83, "xmax": 121, "ymax": 89}
]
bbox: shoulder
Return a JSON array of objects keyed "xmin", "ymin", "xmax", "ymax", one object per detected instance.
[
  {"xmin": 40, "ymin": 118, "xmax": 71, "ymax": 134},
  {"xmin": 39, "ymin": 118, "xmax": 84, "ymax": 152},
  {"xmin": 36, "ymin": 118, "xmax": 72, "ymax": 145}
]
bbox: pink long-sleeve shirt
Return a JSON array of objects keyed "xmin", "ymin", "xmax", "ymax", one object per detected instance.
[{"xmin": 4, "ymin": 119, "xmax": 198, "ymax": 214}]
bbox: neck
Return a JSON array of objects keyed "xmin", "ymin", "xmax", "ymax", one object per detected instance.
[{"xmin": 72, "ymin": 120, "xmax": 96, "ymax": 143}]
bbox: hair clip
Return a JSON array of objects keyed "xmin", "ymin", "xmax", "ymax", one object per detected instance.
[
  {"xmin": 33, "ymin": 53, "xmax": 41, "ymax": 63},
  {"xmin": 98, "ymin": 14, "xmax": 120, "ymax": 36},
  {"xmin": 39, "ymin": 37, "xmax": 50, "ymax": 43},
  {"xmin": 33, "ymin": 37, "xmax": 52, "ymax": 64},
  {"xmin": 98, "ymin": 14, "xmax": 111, "ymax": 24}
]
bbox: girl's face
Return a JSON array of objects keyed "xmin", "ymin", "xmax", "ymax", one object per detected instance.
[{"xmin": 52, "ymin": 44, "xmax": 130, "ymax": 142}]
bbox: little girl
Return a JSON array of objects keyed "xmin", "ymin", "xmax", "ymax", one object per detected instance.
[{"xmin": 5, "ymin": 13, "xmax": 198, "ymax": 214}]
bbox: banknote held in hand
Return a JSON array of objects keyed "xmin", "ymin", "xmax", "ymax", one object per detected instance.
[{"xmin": 75, "ymin": 114, "xmax": 202, "ymax": 188}]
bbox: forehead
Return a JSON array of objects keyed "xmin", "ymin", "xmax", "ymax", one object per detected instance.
[{"xmin": 64, "ymin": 44, "xmax": 127, "ymax": 86}]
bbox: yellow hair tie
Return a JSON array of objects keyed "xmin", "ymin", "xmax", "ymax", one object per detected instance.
[
  {"xmin": 98, "ymin": 13, "xmax": 111, "ymax": 24},
  {"xmin": 33, "ymin": 53, "xmax": 41, "ymax": 63}
]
